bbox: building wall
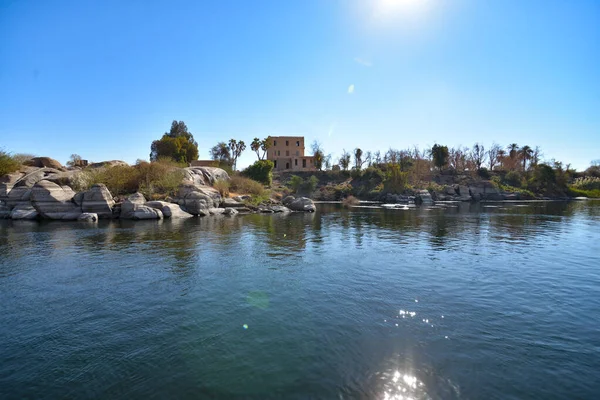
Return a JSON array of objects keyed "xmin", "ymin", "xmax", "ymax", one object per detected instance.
[{"xmin": 267, "ymin": 136, "xmax": 316, "ymax": 171}]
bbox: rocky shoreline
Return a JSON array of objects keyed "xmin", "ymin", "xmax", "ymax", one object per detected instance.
[{"xmin": 0, "ymin": 159, "xmax": 316, "ymax": 221}]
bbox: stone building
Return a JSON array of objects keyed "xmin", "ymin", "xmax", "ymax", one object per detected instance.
[{"xmin": 267, "ymin": 136, "xmax": 315, "ymax": 171}]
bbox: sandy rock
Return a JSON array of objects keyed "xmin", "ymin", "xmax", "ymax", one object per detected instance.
[
  {"xmin": 23, "ymin": 157, "xmax": 65, "ymax": 171},
  {"xmin": 183, "ymin": 167, "xmax": 230, "ymax": 186},
  {"xmin": 145, "ymin": 201, "xmax": 193, "ymax": 218},
  {"xmin": 82, "ymin": 184, "xmax": 115, "ymax": 218},
  {"xmin": 120, "ymin": 193, "xmax": 163, "ymax": 220},
  {"xmin": 176, "ymin": 184, "xmax": 222, "ymax": 216},
  {"xmin": 30, "ymin": 180, "xmax": 81, "ymax": 220},
  {"xmin": 88, "ymin": 160, "xmax": 129, "ymax": 169},
  {"xmin": 286, "ymin": 196, "xmax": 316, "ymax": 212}
]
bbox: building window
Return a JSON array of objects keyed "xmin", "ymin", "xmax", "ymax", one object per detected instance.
[
  {"xmin": 274, "ymin": 140, "xmax": 277, "ymax": 146},
  {"xmin": 274, "ymin": 160, "xmax": 277, "ymax": 168},
  {"xmin": 295, "ymin": 159, "xmax": 298, "ymax": 166},
  {"xmin": 302, "ymin": 159, "xmax": 306, "ymax": 168},
  {"xmin": 286, "ymin": 162, "xmax": 290, "ymax": 169},
  {"xmin": 296, "ymin": 141, "xmax": 300, "ymax": 146},
  {"xmin": 286, "ymin": 150, "xmax": 289, "ymax": 156},
  {"xmin": 286, "ymin": 140, "xmax": 289, "ymax": 146},
  {"xmin": 296, "ymin": 151, "xmax": 299, "ymax": 156},
  {"xmin": 278, "ymin": 150, "xmax": 280, "ymax": 156}
]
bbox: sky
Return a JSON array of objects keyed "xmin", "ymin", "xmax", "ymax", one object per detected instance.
[{"xmin": 1, "ymin": 0, "xmax": 598, "ymax": 171}]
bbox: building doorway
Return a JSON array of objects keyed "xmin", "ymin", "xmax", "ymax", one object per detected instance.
[{"xmin": 286, "ymin": 162, "xmax": 290, "ymax": 169}]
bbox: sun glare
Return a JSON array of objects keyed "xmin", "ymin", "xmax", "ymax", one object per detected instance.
[{"xmin": 372, "ymin": 0, "xmax": 431, "ymax": 21}]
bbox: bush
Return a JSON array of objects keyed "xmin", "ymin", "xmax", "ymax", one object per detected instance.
[
  {"xmin": 571, "ymin": 177, "xmax": 600, "ymax": 191},
  {"xmin": 342, "ymin": 195, "xmax": 360, "ymax": 208},
  {"xmin": 0, "ymin": 150, "xmax": 21, "ymax": 176},
  {"xmin": 242, "ymin": 160, "xmax": 274, "ymax": 186},
  {"xmin": 383, "ymin": 164, "xmax": 408, "ymax": 194},
  {"xmin": 568, "ymin": 187, "xmax": 600, "ymax": 198},
  {"xmin": 287, "ymin": 175, "xmax": 318, "ymax": 195},
  {"xmin": 504, "ymin": 171, "xmax": 522, "ymax": 187},
  {"xmin": 477, "ymin": 167, "xmax": 491, "ymax": 179},
  {"xmin": 12, "ymin": 153, "xmax": 36, "ymax": 165},
  {"xmin": 230, "ymin": 176, "xmax": 265, "ymax": 196},
  {"xmin": 214, "ymin": 179, "xmax": 230, "ymax": 197}
]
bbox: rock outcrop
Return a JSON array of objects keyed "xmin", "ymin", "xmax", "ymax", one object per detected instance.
[
  {"xmin": 23, "ymin": 157, "xmax": 65, "ymax": 171},
  {"xmin": 78, "ymin": 213, "xmax": 98, "ymax": 222},
  {"xmin": 145, "ymin": 201, "xmax": 193, "ymax": 218},
  {"xmin": 183, "ymin": 167, "xmax": 230, "ymax": 186},
  {"xmin": 30, "ymin": 180, "xmax": 81, "ymax": 220},
  {"xmin": 175, "ymin": 184, "xmax": 222, "ymax": 216},
  {"xmin": 88, "ymin": 160, "xmax": 129, "ymax": 169},
  {"xmin": 81, "ymin": 184, "xmax": 115, "ymax": 218},
  {"xmin": 10, "ymin": 205, "xmax": 39, "ymax": 220},
  {"xmin": 120, "ymin": 193, "xmax": 163, "ymax": 220},
  {"xmin": 282, "ymin": 196, "xmax": 316, "ymax": 212},
  {"xmin": 415, "ymin": 190, "xmax": 433, "ymax": 205}
]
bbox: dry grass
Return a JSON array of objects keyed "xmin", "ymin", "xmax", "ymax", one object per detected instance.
[{"xmin": 230, "ymin": 175, "xmax": 265, "ymax": 196}]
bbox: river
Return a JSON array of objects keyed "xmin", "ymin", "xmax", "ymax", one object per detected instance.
[{"xmin": 1, "ymin": 201, "xmax": 599, "ymax": 399}]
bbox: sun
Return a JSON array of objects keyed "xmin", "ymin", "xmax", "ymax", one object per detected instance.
[{"xmin": 374, "ymin": 0, "xmax": 431, "ymax": 17}]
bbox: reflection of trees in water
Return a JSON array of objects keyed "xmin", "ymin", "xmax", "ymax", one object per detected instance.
[{"xmin": 242, "ymin": 212, "xmax": 315, "ymax": 254}]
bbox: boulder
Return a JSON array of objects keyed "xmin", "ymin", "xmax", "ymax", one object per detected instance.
[
  {"xmin": 78, "ymin": 213, "xmax": 98, "ymax": 222},
  {"xmin": 145, "ymin": 201, "xmax": 193, "ymax": 218},
  {"xmin": 30, "ymin": 180, "xmax": 81, "ymax": 220},
  {"xmin": 445, "ymin": 185, "xmax": 458, "ymax": 196},
  {"xmin": 10, "ymin": 205, "xmax": 39, "ymax": 220},
  {"xmin": 222, "ymin": 198, "xmax": 246, "ymax": 208},
  {"xmin": 469, "ymin": 182, "xmax": 503, "ymax": 201},
  {"xmin": 5, "ymin": 187, "xmax": 32, "ymax": 209},
  {"xmin": 287, "ymin": 197, "xmax": 316, "ymax": 212},
  {"xmin": 81, "ymin": 184, "xmax": 115, "ymax": 218},
  {"xmin": 282, "ymin": 196, "xmax": 296, "ymax": 207},
  {"xmin": 223, "ymin": 208, "xmax": 239, "ymax": 216},
  {"xmin": 258, "ymin": 205, "xmax": 290, "ymax": 213},
  {"xmin": 23, "ymin": 157, "xmax": 65, "ymax": 171},
  {"xmin": 175, "ymin": 184, "xmax": 222, "ymax": 216},
  {"xmin": 208, "ymin": 207, "xmax": 225, "ymax": 215},
  {"xmin": 120, "ymin": 193, "xmax": 163, "ymax": 220},
  {"xmin": 88, "ymin": 160, "xmax": 129, "ymax": 169},
  {"xmin": 415, "ymin": 190, "xmax": 433, "ymax": 205},
  {"xmin": 1, "ymin": 168, "xmax": 63, "ymax": 205},
  {"xmin": 183, "ymin": 167, "xmax": 230, "ymax": 186},
  {"xmin": 457, "ymin": 185, "xmax": 472, "ymax": 201}
]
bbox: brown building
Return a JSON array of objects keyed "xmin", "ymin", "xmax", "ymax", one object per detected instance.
[{"xmin": 267, "ymin": 136, "xmax": 315, "ymax": 171}]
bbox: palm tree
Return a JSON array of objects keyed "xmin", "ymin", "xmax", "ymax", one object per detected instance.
[
  {"xmin": 507, "ymin": 143, "xmax": 519, "ymax": 160},
  {"xmin": 497, "ymin": 149, "xmax": 506, "ymax": 169},
  {"xmin": 519, "ymin": 145, "xmax": 533, "ymax": 171}
]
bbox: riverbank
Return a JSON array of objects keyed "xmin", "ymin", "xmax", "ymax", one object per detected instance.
[{"xmin": 0, "ymin": 157, "xmax": 315, "ymax": 221}]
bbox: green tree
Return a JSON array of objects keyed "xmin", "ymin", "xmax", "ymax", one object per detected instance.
[
  {"xmin": 354, "ymin": 148, "xmax": 364, "ymax": 170},
  {"xmin": 430, "ymin": 144, "xmax": 449, "ymax": 170},
  {"xmin": 242, "ymin": 160, "xmax": 274, "ymax": 186},
  {"xmin": 228, "ymin": 139, "xmax": 246, "ymax": 171},
  {"xmin": 339, "ymin": 149, "xmax": 351, "ymax": 171},
  {"xmin": 150, "ymin": 120, "xmax": 199, "ymax": 163},
  {"xmin": 312, "ymin": 141, "xmax": 325, "ymax": 171},
  {"xmin": 520, "ymin": 145, "xmax": 533, "ymax": 171},
  {"xmin": 210, "ymin": 142, "xmax": 231, "ymax": 164},
  {"xmin": 251, "ymin": 137, "xmax": 270, "ymax": 160}
]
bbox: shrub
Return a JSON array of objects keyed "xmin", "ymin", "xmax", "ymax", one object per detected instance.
[
  {"xmin": 342, "ymin": 195, "xmax": 360, "ymax": 208},
  {"xmin": 568, "ymin": 187, "xmax": 600, "ymax": 198},
  {"xmin": 288, "ymin": 175, "xmax": 303, "ymax": 193},
  {"xmin": 12, "ymin": 153, "xmax": 36, "ymax": 165},
  {"xmin": 383, "ymin": 164, "xmax": 408, "ymax": 194},
  {"xmin": 571, "ymin": 177, "xmax": 600, "ymax": 191},
  {"xmin": 214, "ymin": 179, "xmax": 231, "ymax": 197},
  {"xmin": 477, "ymin": 167, "xmax": 491, "ymax": 179},
  {"xmin": 230, "ymin": 176, "xmax": 265, "ymax": 196},
  {"xmin": 0, "ymin": 150, "xmax": 21, "ymax": 176},
  {"xmin": 504, "ymin": 171, "xmax": 522, "ymax": 187},
  {"xmin": 242, "ymin": 160, "xmax": 274, "ymax": 186}
]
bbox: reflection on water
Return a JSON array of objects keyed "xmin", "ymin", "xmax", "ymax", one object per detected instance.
[{"xmin": 0, "ymin": 201, "xmax": 599, "ymax": 399}]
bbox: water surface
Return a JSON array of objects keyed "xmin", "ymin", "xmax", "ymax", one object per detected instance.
[{"xmin": 1, "ymin": 201, "xmax": 600, "ymax": 399}]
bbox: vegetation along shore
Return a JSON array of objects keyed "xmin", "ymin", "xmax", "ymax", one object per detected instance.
[{"xmin": 1, "ymin": 120, "xmax": 598, "ymax": 221}]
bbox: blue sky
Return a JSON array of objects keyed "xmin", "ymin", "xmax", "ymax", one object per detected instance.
[{"xmin": 1, "ymin": 0, "xmax": 598, "ymax": 170}]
